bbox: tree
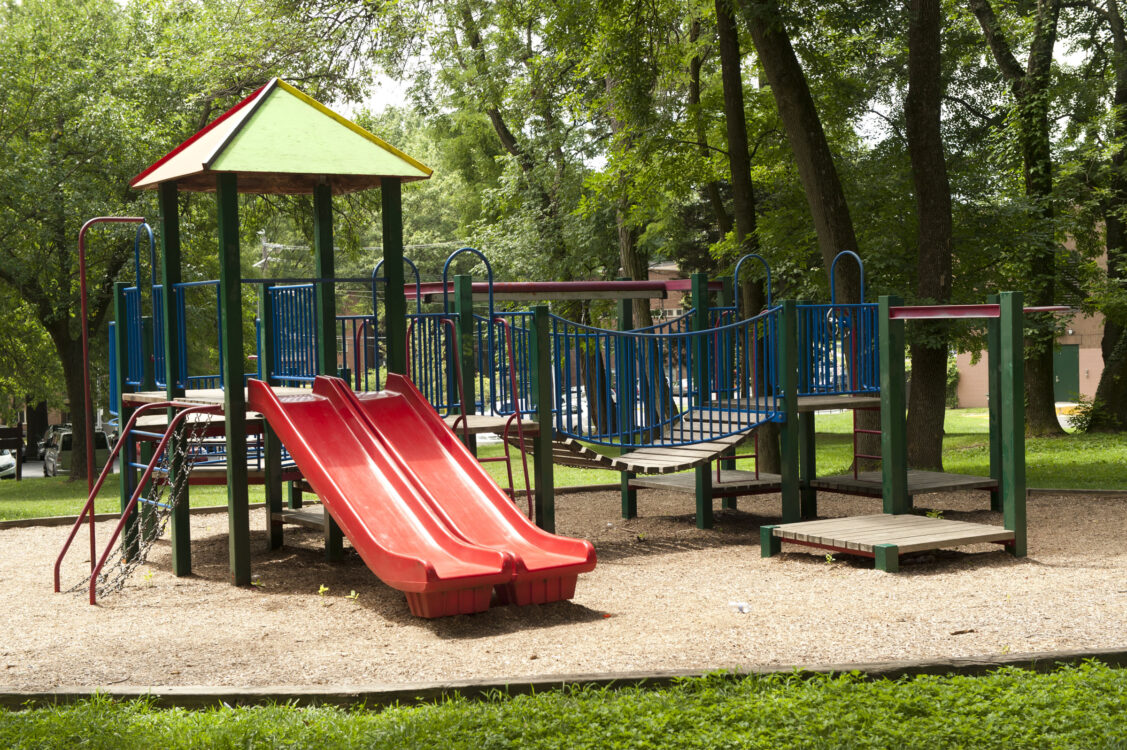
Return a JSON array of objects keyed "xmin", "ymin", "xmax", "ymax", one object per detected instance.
[
  {"xmin": 0, "ymin": 0, "xmax": 370, "ymax": 479},
  {"xmin": 967, "ymin": 0, "xmax": 1065, "ymax": 435},
  {"xmin": 904, "ymin": 0, "xmax": 955, "ymax": 469}
]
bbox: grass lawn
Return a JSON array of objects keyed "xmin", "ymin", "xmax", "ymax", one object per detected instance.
[
  {"xmin": 1, "ymin": 663, "xmax": 1124, "ymax": 748},
  {"xmin": 1, "ymin": 408, "xmax": 1119, "ymax": 521}
]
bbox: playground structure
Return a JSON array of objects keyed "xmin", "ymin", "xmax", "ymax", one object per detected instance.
[{"xmin": 55, "ymin": 79, "xmax": 1054, "ymax": 617}]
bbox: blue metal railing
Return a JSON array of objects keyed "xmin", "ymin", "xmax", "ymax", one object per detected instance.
[
  {"xmin": 796, "ymin": 303, "xmax": 879, "ymax": 395},
  {"xmin": 269, "ymin": 284, "xmax": 317, "ymax": 384},
  {"xmin": 549, "ymin": 306, "xmax": 783, "ymax": 449},
  {"xmin": 108, "ymin": 323, "xmax": 118, "ymax": 415}
]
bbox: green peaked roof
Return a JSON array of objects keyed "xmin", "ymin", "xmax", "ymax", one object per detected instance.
[{"xmin": 131, "ymin": 79, "xmax": 432, "ymax": 194}]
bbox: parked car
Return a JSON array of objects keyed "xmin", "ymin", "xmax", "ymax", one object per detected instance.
[
  {"xmin": 0, "ymin": 449, "xmax": 15, "ymax": 479},
  {"xmin": 36, "ymin": 423, "xmax": 70, "ymax": 461},
  {"xmin": 43, "ymin": 429, "xmax": 110, "ymax": 477}
]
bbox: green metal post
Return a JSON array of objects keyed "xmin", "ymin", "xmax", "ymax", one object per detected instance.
[
  {"xmin": 113, "ymin": 282, "xmax": 138, "ymax": 560},
  {"xmin": 381, "ymin": 178, "xmax": 407, "ymax": 375},
  {"xmin": 986, "ymin": 293, "xmax": 1003, "ymax": 512},
  {"xmin": 313, "ymin": 182, "xmax": 343, "ymax": 561},
  {"xmin": 874, "ymin": 543, "xmax": 900, "ymax": 572},
  {"xmin": 313, "ymin": 183, "xmax": 337, "ymax": 375},
  {"xmin": 259, "ymin": 285, "xmax": 283, "ymax": 550},
  {"xmin": 454, "ymin": 274, "xmax": 477, "ymax": 453},
  {"xmin": 778, "ymin": 300, "xmax": 801, "ymax": 523},
  {"xmin": 998, "ymin": 292, "xmax": 1027, "ymax": 556},
  {"xmin": 529, "ymin": 305, "xmax": 555, "ymax": 532},
  {"xmin": 616, "ymin": 290, "xmax": 637, "ymax": 519},
  {"xmin": 690, "ymin": 273, "xmax": 713, "ymax": 529},
  {"xmin": 760, "ymin": 525, "xmax": 781, "ymax": 557},
  {"xmin": 158, "ymin": 182, "xmax": 190, "ymax": 575},
  {"xmin": 879, "ymin": 295, "xmax": 910, "ymax": 515},
  {"xmin": 216, "ymin": 173, "xmax": 250, "ymax": 586},
  {"xmin": 798, "ymin": 412, "xmax": 817, "ymax": 518}
]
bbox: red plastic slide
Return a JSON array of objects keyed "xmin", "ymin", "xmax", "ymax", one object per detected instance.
[
  {"xmin": 328, "ymin": 374, "xmax": 596, "ymax": 605},
  {"xmin": 248, "ymin": 376, "xmax": 596, "ymax": 616},
  {"xmin": 247, "ymin": 380, "xmax": 514, "ymax": 617}
]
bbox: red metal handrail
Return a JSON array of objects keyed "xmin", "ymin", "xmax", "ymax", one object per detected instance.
[
  {"xmin": 407, "ymin": 317, "xmax": 470, "ymax": 446},
  {"xmin": 83, "ymin": 404, "xmax": 221, "ymax": 604},
  {"xmin": 54, "ymin": 399, "xmax": 195, "ymax": 595}
]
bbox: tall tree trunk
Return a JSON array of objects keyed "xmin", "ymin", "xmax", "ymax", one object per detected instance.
[
  {"xmin": 738, "ymin": 0, "xmax": 861, "ymax": 305},
  {"xmin": 969, "ymin": 0, "xmax": 1063, "ymax": 435},
  {"xmin": 1091, "ymin": 0, "xmax": 1127, "ymax": 431},
  {"xmin": 904, "ymin": 0, "xmax": 954, "ymax": 470},
  {"xmin": 739, "ymin": 0, "xmax": 878, "ymax": 466},
  {"xmin": 716, "ymin": 0, "xmax": 779, "ymax": 472}
]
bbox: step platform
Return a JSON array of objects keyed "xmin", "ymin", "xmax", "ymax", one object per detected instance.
[
  {"xmin": 760, "ymin": 513, "xmax": 1015, "ymax": 572},
  {"xmin": 809, "ymin": 470, "xmax": 997, "ymax": 498},
  {"xmin": 630, "ymin": 469, "xmax": 781, "ymax": 497}
]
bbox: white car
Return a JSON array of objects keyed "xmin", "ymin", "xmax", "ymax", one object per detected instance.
[
  {"xmin": 0, "ymin": 449, "xmax": 14, "ymax": 479},
  {"xmin": 43, "ymin": 430, "xmax": 110, "ymax": 477}
]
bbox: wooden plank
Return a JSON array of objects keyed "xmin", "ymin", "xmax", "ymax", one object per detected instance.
[
  {"xmin": 631, "ymin": 471, "xmax": 781, "ymax": 493},
  {"xmin": 795, "ymin": 395, "xmax": 882, "ymax": 412},
  {"xmin": 443, "ymin": 414, "xmax": 540, "ymax": 436},
  {"xmin": 774, "ymin": 514, "xmax": 1016, "ymax": 555}
]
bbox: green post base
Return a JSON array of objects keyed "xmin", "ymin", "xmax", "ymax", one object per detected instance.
[
  {"xmin": 799, "ymin": 412, "xmax": 818, "ymax": 519},
  {"xmin": 722, "ymin": 496, "xmax": 738, "ymax": 511},
  {"xmin": 324, "ymin": 515, "xmax": 344, "ymax": 562},
  {"xmin": 760, "ymin": 525, "xmax": 781, "ymax": 557},
  {"xmin": 264, "ymin": 428, "xmax": 283, "ymax": 551},
  {"xmin": 287, "ymin": 481, "xmax": 303, "ymax": 509},
  {"xmin": 989, "ymin": 489, "xmax": 1002, "ymax": 513},
  {"xmin": 621, "ymin": 471, "xmax": 637, "ymax": 519},
  {"xmin": 695, "ymin": 464, "xmax": 713, "ymax": 529},
  {"xmin": 874, "ymin": 543, "xmax": 899, "ymax": 572}
]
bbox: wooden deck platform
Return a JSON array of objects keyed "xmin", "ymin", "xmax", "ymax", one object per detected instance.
[
  {"xmin": 809, "ymin": 470, "xmax": 998, "ymax": 498},
  {"xmin": 631, "ymin": 470, "xmax": 781, "ymax": 495},
  {"xmin": 442, "ymin": 414, "xmax": 539, "ymax": 436},
  {"xmin": 761, "ymin": 513, "xmax": 1015, "ymax": 571},
  {"xmin": 795, "ymin": 394, "xmax": 881, "ymax": 412},
  {"xmin": 272, "ymin": 505, "xmax": 327, "ymax": 530}
]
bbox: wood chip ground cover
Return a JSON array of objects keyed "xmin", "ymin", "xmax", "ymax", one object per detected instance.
[{"xmin": 3, "ymin": 489, "xmax": 1125, "ymax": 691}]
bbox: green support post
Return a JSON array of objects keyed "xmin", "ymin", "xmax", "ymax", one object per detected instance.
[
  {"xmin": 794, "ymin": 300, "xmax": 817, "ymax": 519},
  {"xmin": 313, "ymin": 183, "xmax": 343, "ymax": 561},
  {"xmin": 259, "ymin": 285, "xmax": 283, "ymax": 550},
  {"xmin": 158, "ymin": 182, "xmax": 191, "ymax": 575},
  {"xmin": 287, "ymin": 481, "xmax": 303, "ymax": 509},
  {"xmin": 798, "ymin": 412, "xmax": 817, "ymax": 518},
  {"xmin": 998, "ymin": 292, "xmax": 1027, "ymax": 556},
  {"xmin": 616, "ymin": 289, "xmax": 637, "ymax": 518},
  {"xmin": 986, "ymin": 293, "xmax": 1003, "ymax": 512},
  {"xmin": 113, "ymin": 282, "xmax": 138, "ymax": 560},
  {"xmin": 313, "ymin": 184, "xmax": 337, "ymax": 375},
  {"xmin": 381, "ymin": 178, "xmax": 407, "ymax": 375},
  {"xmin": 217, "ymin": 173, "xmax": 250, "ymax": 586},
  {"xmin": 691, "ymin": 273, "xmax": 713, "ymax": 529},
  {"xmin": 778, "ymin": 300, "xmax": 801, "ymax": 523},
  {"xmin": 874, "ymin": 543, "xmax": 899, "ymax": 572},
  {"xmin": 454, "ymin": 274, "xmax": 477, "ymax": 453},
  {"xmin": 879, "ymin": 295, "xmax": 910, "ymax": 515},
  {"xmin": 529, "ymin": 305, "xmax": 555, "ymax": 532},
  {"xmin": 760, "ymin": 525, "xmax": 781, "ymax": 557}
]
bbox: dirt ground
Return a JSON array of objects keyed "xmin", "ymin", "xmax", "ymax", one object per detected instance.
[{"xmin": 3, "ymin": 488, "xmax": 1126, "ymax": 690}]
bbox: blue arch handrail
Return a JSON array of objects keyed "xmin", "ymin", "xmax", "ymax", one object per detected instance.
[
  {"xmin": 733, "ymin": 253, "xmax": 772, "ymax": 318},
  {"xmin": 829, "ymin": 250, "xmax": 865, "ymax": 305}
]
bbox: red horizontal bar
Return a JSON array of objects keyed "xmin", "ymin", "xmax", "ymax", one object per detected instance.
[
  {"xmin": 410, "ymin": 279, "xmax": 725, "ymax": 297},
  {"xmin": 889, "ymin": 304, "xmax": 1070, "ymax": 320}
]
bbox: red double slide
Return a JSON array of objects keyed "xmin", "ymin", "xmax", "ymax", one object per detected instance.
[{"xmin": 247, "ymin": 376, "xmax": 595, "ymax": 618}]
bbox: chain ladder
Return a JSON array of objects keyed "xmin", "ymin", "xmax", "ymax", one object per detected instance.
[{"xmin": 66, "ymin": 411, "xmax": 215, "ymax": 597}]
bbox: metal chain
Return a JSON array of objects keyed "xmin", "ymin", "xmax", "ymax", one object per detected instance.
[{"xmin": 67, "ymin": 411, "xmax": 215, "ymax": 597}]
